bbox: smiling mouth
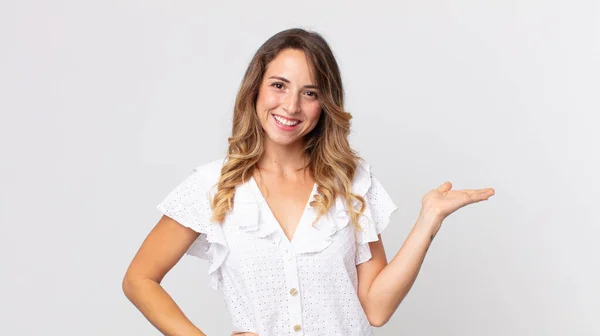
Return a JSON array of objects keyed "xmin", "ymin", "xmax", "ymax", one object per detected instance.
[{"xmin": 272, "ymin": 113, "xmax": 301, "ymax": 127}]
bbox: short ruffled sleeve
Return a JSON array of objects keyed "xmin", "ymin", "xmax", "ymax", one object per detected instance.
[
  {"xmin": 156, "ymin": 161, "xmax": 228, "ymax": 289},
  {"xmin": 353, "ymin": 161, "xmax": 399, "ymax": 265}
]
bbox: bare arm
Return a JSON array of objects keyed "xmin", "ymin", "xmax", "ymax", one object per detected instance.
[
  {"xmin": 122, "ymin": 215, "xmax": 207, "ymax": 336},
  {"xmin": 357, "ymin": 214, "xmax": 439, "ymax": 327},
  {"xmin": 357, "ymin": 182, "xmax": 495, "ymax": 326}
]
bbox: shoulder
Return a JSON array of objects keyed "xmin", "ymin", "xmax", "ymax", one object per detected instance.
[
  {"xmin": 351, "ymin": 157, "xmax": 373, "ymax": 196},
  {"xmin": 157, "ymin": 157, "xmax": 226, "ymax": 219},
  {"xmin": 192, "ymin": 157, "xmax": 226, "ymax": 178},
  {"xmin": 186, "ymin": 157, "xmax": 226, "ymax": 191}
]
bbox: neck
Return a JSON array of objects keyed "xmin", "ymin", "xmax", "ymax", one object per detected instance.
[{"xmin": 257, "ymin": 138, "xmax": 309, "ymax": 175}]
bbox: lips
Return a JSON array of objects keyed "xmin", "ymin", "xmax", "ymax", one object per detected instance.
[{"xmin": 272, "ymin": 114, "xmax": 301, "ymax": 127}]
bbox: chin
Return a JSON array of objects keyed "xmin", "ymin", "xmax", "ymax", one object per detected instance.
[
  {"xmin": 267, "ymin": 135, "xmax": 299, "ymax": 146},
  {"xmin": 263, "ymin": 129, "xmax": 301, "ymax": 146}
]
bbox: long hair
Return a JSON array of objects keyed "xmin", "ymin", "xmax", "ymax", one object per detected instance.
[{"xmin": 210, "ymin": 28, "xmax": 366, "ymax": 229}]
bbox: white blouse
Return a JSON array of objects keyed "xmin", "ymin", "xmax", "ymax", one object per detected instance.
[{"xmin": 157, "ymin": 158, "xmax": 398, "ymax": 335}]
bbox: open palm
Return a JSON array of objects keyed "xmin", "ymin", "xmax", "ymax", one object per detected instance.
[{"xmin": 421, "ymin": 181, "xmax": 495, "ymax": 220}]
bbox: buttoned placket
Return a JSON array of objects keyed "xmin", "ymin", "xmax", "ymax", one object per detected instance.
[
  {"xmin": 248, "ymin": 177, "xmax": 317, "ymax": 334},
  {"xmin": 281, "ymin": 238, "xmax": 304, "ymax": 335}
]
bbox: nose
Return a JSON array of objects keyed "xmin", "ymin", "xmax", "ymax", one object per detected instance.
[{"xmin": 282, "ymin": 91, "xmax": 301, "ymax": 114}]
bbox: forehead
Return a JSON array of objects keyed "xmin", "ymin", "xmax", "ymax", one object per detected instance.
[{"xmin": 264, "ymin": 49, "xmax": 316, "ymax": 83}]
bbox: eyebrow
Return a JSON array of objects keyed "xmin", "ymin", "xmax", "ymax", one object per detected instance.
[{"xmin": 268, "ymin": 76, "xmax": 319, "ymax": 89}]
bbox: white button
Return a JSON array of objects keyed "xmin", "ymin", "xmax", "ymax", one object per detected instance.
[{"xmin": 285, "ymin": 249, "xmax": 294, "ymax": 261}]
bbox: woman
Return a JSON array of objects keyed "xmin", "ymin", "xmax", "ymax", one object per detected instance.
[{"xmin": 122, "ymin": 28, "xmax": 495, "ymax": 336}]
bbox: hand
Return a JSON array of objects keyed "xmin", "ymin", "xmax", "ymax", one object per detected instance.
[
  {"xmin": 232, "ymin": 333, "xmax": 259, "ymax": 336},
  {"xmin": 420, "ymin": 181, "xmax": 495, "ymax": 222}
]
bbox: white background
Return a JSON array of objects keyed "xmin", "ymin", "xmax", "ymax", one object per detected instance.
[{"xmin": 1, "ymin": 0, "xmax": 598, "ymax": 335}]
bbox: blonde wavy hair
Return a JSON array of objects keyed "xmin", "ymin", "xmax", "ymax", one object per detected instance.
[{"xmin": 210, "ymin": 28, "xmax": 366, "ymax": 229}]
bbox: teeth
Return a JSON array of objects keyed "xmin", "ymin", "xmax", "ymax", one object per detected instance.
[{"xmin": 273, "ymin": 115, "xmax": 299, "ymax": 126}]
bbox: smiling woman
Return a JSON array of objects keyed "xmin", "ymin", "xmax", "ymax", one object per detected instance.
[
  {"xmin": 122, "ymin": 28, "xmax": 495, "ymax": 336},
  {"xmin": 256, "ymin": 49, "xmax": 322, "ymax": 145}
]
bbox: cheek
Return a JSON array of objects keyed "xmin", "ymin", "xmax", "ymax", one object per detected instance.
[
  {"xmin": 257, "ymin": 90, "xmax": 280, "ymax": 110},
  {"xmin": 305, "ymin": 103, "xmax": 322, "ymax": 124}
]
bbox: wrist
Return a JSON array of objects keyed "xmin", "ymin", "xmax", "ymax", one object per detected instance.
[
  {"xmin": 415, "ymin": 209, "xmax": 444, "ymax": 238},
  {"xmin": 418, "ymin": 206, "xmax": 445, "ymax": 224}
]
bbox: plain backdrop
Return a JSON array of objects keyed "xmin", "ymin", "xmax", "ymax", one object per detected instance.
[{"xmin": 1, "ymin": 1, "xmax": 598, "ymax": 335}]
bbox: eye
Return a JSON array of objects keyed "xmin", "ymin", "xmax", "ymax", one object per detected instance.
[
  {"xmin": 271, "ymin": 82, "xmax": 284, "ymax": 89},
  {"xmin": 305, "ymin": 91, "xmax": 318, "ymax": 99}
]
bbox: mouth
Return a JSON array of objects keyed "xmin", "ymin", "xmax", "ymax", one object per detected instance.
[{"xmin": 271, "ymin": 113, "xmax": 302, "ymax": 130}]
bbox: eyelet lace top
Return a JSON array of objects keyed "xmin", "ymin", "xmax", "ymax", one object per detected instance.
[{"xmin": 157, "ymin": 158, "xmax": 398, "ymax": 335}]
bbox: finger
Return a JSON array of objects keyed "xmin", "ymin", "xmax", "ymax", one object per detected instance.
[
  {"xmin": 461, "ymin": 188, "xmax": 495, "ymax": 198},
  {"xmin": 476, "ymin": 188, "xmax": 495, "ymax": 199},
  {"xmin": 469, "ymin": 189, "xmax": 495, "ymax": 202},
  {"xmin": 437, "ymin": 181, "xmax": 452, "ymax": 192}
]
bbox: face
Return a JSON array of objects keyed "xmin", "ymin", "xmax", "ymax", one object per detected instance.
[{"xmin": 255, "ymin": 48, "xmax": 322, "ymax": 147}]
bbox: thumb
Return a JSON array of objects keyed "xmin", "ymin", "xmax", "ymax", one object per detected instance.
[{"xmin": 437, "ymin": 181, "xmax": 452, "ymax": 192}]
